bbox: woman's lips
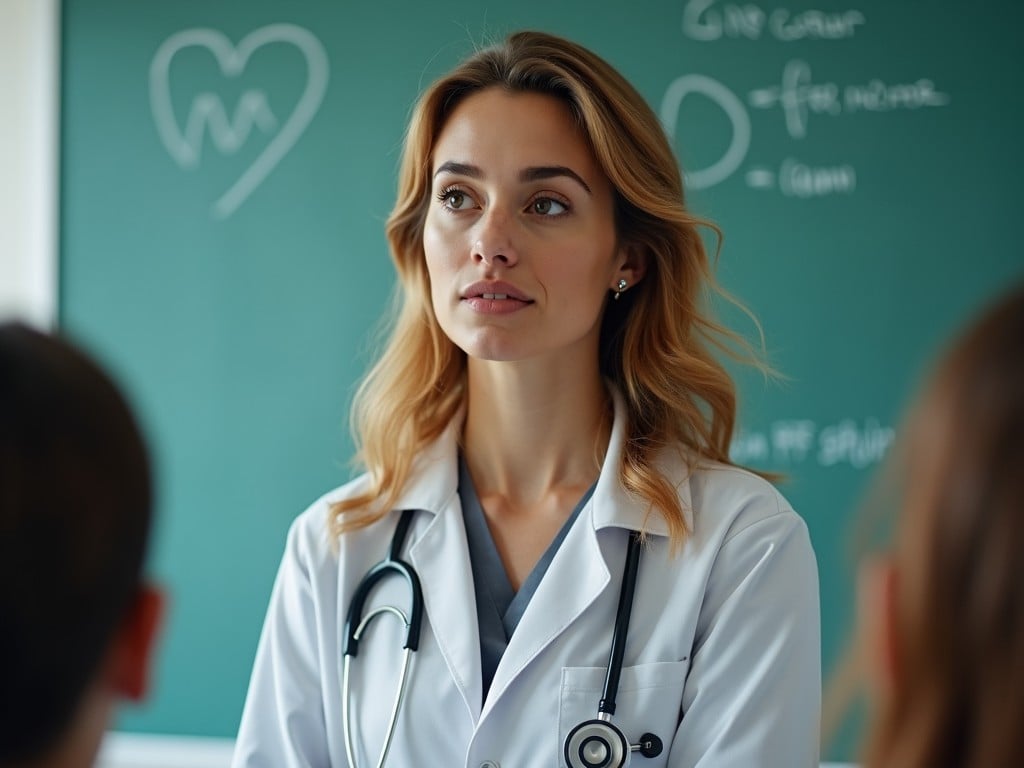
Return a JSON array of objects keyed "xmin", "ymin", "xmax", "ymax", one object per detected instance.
[
  {"xmin": 462, "ymin": 296, "xmax": 531, "ymax": 313},
  {"xmin": 461, "ymin": 281, "xmax": 533, "ymax": 313}
]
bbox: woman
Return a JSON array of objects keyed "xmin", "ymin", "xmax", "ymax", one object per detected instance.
[
  {"xmin": 857, "ymin": 282, "xmax": 1024, "ymax": 768},
  {"xmin": 233, "ymin": 30, "xmax": 820, "ymax": 768}
]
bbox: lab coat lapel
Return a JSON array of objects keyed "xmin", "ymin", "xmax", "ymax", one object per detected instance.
[
  {"xmin": 482, "ymin": 512, "xmax": 610, "ymax": 717},
  {"xmin": 409, "ymin": 492, "xmax": 483, "ymax": 725},
  {"xmin": 588, "ymin": 387, "xmax": 691, "ymax": 537},
  {"xmin": 480, "ymin": 386, "xmax": 687, "ymax": 717},
  {"xmin": 396, "ymin": 421, "xmax": 483, "ymax": 725}
]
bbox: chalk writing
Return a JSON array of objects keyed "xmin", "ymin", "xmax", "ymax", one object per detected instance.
[
  {"xmin": 771, "ymin": 7, "xmax": 866, "ymax": 41},
  {"xmin": 731, "ymin": 430, "xmax": 771, "ymax": 462},
  {"xmin": 748, "ymin": 60, "xmax": 951, "ymax": 139},
  {"xmin": 682, "ymin": 0, "xmax": 865, "ymax": 42},
  {"xmin": 844, "ymin": 79, "xmax": 950, "ymax": 112},
  {"xmin": 780, "ymin": 158, "xmax": 857, "ymax": 197},
  {"xmin": 668, "ymin": 0, "xmax": 954, "ymax": 198},
  {"xmin": 744, "ymin": 159, "xmax": 856, "ymax": 196},
  {"xmin": 661, "ymin": 54, "xmax": 952, "ymax": 194},
  {"xmin": 818, "ymin": 418, "xmax": 895, "ymax": 468},
  {"xmin": 150, "ymin": 24, "xmax": 328, "ymax": 219},
  {"xmin": 730, "ymin": 418, "xmax": 894, "ymax": 467},
  {"xmin": 771, "ymin": 419, "xmax": 817, "ymax": 463},
  {"xmin": 744, "ymin": 167, "xmax": 775, "ymax": 190}
]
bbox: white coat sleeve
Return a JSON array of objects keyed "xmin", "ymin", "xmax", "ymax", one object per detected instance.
[
  {"xmin": 670, "ymin": 509, "xmax": 821, "ymax": 767},
  {"xmin": 231, "ymin": 514, "xmax": 333, "ymax": 768}
]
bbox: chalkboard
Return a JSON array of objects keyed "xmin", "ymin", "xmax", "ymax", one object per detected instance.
[{"xmin": 60, "ymin": 1, "xmax": 1024, "ymax": 761}]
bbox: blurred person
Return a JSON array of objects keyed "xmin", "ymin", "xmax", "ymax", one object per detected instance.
[
  {"xmin": 0, "ymin": 323, "xmax": 163, "ymax": 768},
  {"xmin": 855, "ymin": 281, "xmax": 1024, "ymax": 768}
]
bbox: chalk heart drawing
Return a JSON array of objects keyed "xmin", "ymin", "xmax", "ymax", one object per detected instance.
[{"xmin": 150, "ymin": 24, "xmax": 328, "ymax": 218}]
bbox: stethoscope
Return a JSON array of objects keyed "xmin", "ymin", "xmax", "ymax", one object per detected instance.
[{"xmin": 342, "ymin": 509, "xmax": 664, "ymax": 768}]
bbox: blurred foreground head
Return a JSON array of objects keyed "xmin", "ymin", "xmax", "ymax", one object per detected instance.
[
  {"xmin": 0, "ymin": 323, "xmax": 162, "ymax": 768},
  {"xmin": 861, "ymin": 281, "xmax": 1024, "ymax": 768}
]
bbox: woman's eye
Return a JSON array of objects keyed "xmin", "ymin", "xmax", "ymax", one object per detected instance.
[
  {"xmin": 438, "ymin": 188, "xmax": 473, "ymax": 210},
  {"xmin": 531, "ymin": 197, "xmax": 568, "ymax": 216}
]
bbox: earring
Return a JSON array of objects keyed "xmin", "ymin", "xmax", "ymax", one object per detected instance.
[{"xmin": 613, "ymin": 278, "xmax": 628, "ymax": 300}]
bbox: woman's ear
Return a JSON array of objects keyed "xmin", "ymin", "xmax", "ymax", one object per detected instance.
[
  {"xmin": 105, "ymin": 584, "xmax": 165, "ymax": 702},
  {"xmin": 611, "ymin": 244, "xmax": 647, "ymax": 292}
]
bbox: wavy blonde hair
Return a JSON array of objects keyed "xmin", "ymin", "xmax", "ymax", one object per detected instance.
[{"xmin": 331, "ymin": 30, "xmax": 764, "ymax": 544}]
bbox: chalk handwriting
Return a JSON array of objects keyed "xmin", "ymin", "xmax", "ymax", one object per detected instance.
[
  {"xmin": 818, "ymin": 418, "xmax": 895, "ymax": 469},
  {"xmin": 780, "ymin": 158, "xmax": 857, "ymax": 197},
  {"xmin": 731, "ymin": 418, "xmax": 894, "ymax": 467},
  {"xmin": 771, "ymin": 419, "xmax": 817, "ymax": 463},
  {"xmin": 732, "ymin": 430, "xmax": 771, "ymax": 462},
  {"xmin": 748, "ymin": 60, "xmax": 951, "ymax": 139},
  {"xmin": 745, "ymin": 160, "xmax": 856, "ymax": 196},
  {"xmin": 844, "ymin": 79, "xmax": 951, "ymax": 113},
  {"xmin": 150, "ymin": 24, "xmax": 328, "ymax": 219},
  {"xmin": 682, "ymin": 0, "xmax": 865, "ymax": 42},
  {"xmin": 661, "ymin": 57, "xmax": 948, "ymax": 193},
  {"xmin": 771, "ymin": 7, "xmax": 866, "ymax": 41}
]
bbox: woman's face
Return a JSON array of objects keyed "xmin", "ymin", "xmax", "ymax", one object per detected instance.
[{"xmin": 423, "ymin": 87, "xmax": 635, "ymax": 365}]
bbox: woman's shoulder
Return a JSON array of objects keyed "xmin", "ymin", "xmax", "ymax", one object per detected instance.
[
  {"xmin": 684, "ymin": 458, "xmax": 807, "ymax": 544},
  {"xmin": 282, "ymin": 472, "xmax": 377, "ymax": 561}
]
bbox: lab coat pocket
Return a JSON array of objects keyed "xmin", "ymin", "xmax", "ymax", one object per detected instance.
[{"xmin": 559, "ymin": 660, "xmax": 688, "ymax": 767}]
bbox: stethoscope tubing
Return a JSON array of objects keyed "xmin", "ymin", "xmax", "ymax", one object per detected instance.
[
  {"xmin": 343, "ymin": 616, "xmax": 414, "ymax": 768},
  {"xmin": 342, "ymin": 509, "xmax": 423, "ymax": 768},
  {"xmin": 343, "ymin": 512, "xmax": 653, "ymax": 768},
  {"xmin": 599, "ymin": 530, "xmax": 643, "ymax": 717}
]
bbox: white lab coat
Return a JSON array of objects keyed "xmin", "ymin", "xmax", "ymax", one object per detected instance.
[{"xmin": 232, "ymin": 392, "xmax": 821, "ymax": 768}]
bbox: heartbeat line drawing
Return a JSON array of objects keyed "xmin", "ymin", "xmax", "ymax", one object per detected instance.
[{"xmin": 150, "ymin": 24, "xmax": 328, "ymax": 219}]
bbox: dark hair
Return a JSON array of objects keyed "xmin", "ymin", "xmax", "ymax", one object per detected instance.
[
  {"xmin": 0, "ymin": 323, "xmax": 153, "ymax": 762},
  {"xmin": 863, "ymin": 281, "xmax": 1024, "ymax": 767}
]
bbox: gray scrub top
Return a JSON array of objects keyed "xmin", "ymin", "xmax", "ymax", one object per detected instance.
[{"xmin": 458, "ymin": 454, "xmax": 596, "ymax": 702}]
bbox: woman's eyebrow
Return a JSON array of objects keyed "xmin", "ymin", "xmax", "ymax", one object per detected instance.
[
  {"xmin": 519, "ymin": 166, "xmax": 592, "ymax": 195},
  {"xmin": 434, "ymin": 160, "xmax": 481, "ymax": 179},
  {"xmin": 433, "ymin": 161, "xmax": 592, "ymax": 196}
]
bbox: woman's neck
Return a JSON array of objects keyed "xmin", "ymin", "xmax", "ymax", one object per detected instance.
[{"xmin": 461, "ymin": 357, "xmax": 611, "ymax": 506}]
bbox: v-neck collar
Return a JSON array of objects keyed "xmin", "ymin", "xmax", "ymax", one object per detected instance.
[{"xmin": 458, "ymin": 453, "xmax": 596, "ymax": 699}]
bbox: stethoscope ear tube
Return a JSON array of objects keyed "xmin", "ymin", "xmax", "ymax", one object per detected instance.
[
  {"xmin": 343, "ymin": 510, "xmax": 424, "ymax": 656},
  {"xmin": 342, "ymin": 510, "xmax": 424, "ymax": 768}
]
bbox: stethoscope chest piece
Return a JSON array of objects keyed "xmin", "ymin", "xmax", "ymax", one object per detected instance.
[{"xmin": 564, "ymin": 718, "xmax": 629, "ymax": 768}]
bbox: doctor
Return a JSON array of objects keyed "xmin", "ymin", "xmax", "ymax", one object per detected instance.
[{"xmin": 233, "ymin": 30, "xmax": 820, "ymax": 768}]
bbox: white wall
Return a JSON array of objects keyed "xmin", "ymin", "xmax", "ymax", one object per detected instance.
[
  {"xmin": 0, "ymin": 0, "xmax": 59, "ymax": 327},
  {"xmin": 97, "ymin": 734, "xmax": 235, "ymax": 768}
]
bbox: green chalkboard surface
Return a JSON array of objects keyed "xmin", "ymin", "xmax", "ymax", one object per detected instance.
[{"xmin": 61, "ymin": 0, "xmax": 1023, "ymax": 760}]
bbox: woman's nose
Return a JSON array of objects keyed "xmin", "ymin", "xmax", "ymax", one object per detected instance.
[{"xmin": 472, "ymin": 209, "xmax": 519, "ymax": 267}]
